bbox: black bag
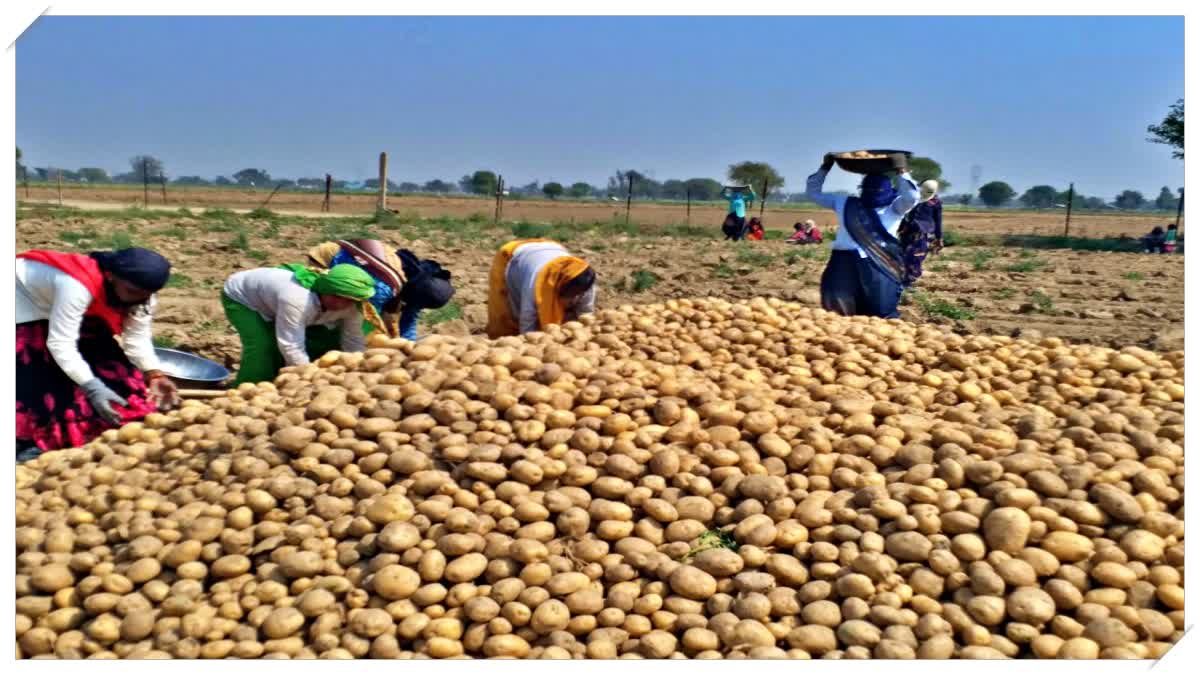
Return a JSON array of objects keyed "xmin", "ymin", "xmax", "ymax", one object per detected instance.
[{"xmin": 397, "ymin": 249, "xmax": 455, "ymax": 309}]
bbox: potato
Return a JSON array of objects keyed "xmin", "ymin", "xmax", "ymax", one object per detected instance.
[
  {"xmin": 11, "ymin": 297, "xmax": 1187, "ymax": 661},
  {"xmin": 669, "ymin": 566, "xmax": 718, "ymax": 601}
]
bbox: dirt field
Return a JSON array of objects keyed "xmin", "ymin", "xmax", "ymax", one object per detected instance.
[
  {"xmin": 15, "ymin": 204, "xmax": 1184, "ymax": 378},
  {"xmin": 19, "ymin": 184, "xmax": 1174, "ymax": 238}
]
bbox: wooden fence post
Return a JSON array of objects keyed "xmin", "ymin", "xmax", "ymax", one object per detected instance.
[
  {"xmin": 378, "ymin": 152, "xmax": 388, "ymax": 212},
  {"xmin": 142, "ymin": 158, "xmax": 149, "ymax": 207},
  {"xmin": 686, "ymin": 189, "xmax": 691, "ymax": 225},
  {"xmin": 22, "ymin": 166, "xmax": 29, "ymax": 199},
  {"xmin": 760, "ymin": 178, "xmax": 769, "ymax": 218},
  {"xmin": 625, "ymin": 174, "xmax": 634, "ymax": 225},
  {"xmin": 260, "ymin": 182, "xmax": 285, "ymax": 209},
  {"xmin": 160, "ymin": 172, "xmax": 168, "ymax": 203},
  {"xmin": 494, "ymin": 175, "xmax": 505, "ymax": 224},
  {"xmin": 323, "ymin": 174, "xmax": 332, "ymax": 212},
  {"xmin": 1175, "ymin": 188, "xmax": 1184, "ymax": 231},
  {"xmin": 56, "ymin": 170, "xmax": 63, "ymax": 206},
  {"xmin": 1063, "ymin": 183, "xmax": 1074, "ymax": 237}
]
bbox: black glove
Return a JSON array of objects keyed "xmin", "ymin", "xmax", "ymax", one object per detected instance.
[
  {"xmin": 82, "ymin": 379, "xmax": 127, "ymax": 425},
  {"xmin": 889, "ymin": 153, "xmax": 909, "ymax": 171},
  {"xmin": 821, "ymin": 153, "xmax": 836, "ymax": 171}
]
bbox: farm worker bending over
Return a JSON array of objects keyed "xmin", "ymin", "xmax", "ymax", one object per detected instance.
[
  {"xmin": 786, "ymin": 220, "xmax": 823, "ymax": 245},
  {"xmin": 487, "ymin": 239, "xmax": 597, "ymax": 338},
  {"xmin": 897, "ymin": 180, "xmax": 944, "ymax": 285},
  {"xmin": 807, "ymin": 153, "xmax": 919, "ymax": 318},
  {"xmin": 221, "ymin": 264, "xmax": 375, "ymax": 385},
  {"xmin": 306, "ymin": 239, "xmax": 455, "ymax": 341},
  {"xmin": 15, "ymin": 247, "xmax": 179, "ymax": 460},
  {"xmin": 721, "ymin": 185, "xmax": 756, "ymax": 235}
]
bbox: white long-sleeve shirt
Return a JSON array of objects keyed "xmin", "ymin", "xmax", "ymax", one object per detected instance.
[
  {"xmin": 806, "ymin": 169, "xmax": 920, "ymax": 257},
  {"xmin": 505, "ymin": 242, "xmax": 596, "ymax": 334},
  {"xmin": 223, "ymin": 268, "xmax": 365, "ymax": 367},
  {"xmin": 15, "ymin": 258, "xmax": 162, "ymax": 385}
]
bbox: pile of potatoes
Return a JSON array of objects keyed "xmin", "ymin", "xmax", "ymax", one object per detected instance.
[{"xmin": 16, "ymin": 297, "xmax": 1184, "ymax": 659}]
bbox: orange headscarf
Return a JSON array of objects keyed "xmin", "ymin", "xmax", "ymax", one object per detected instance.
[
  {"xmin": 486, "ymin": 239, "xmax": 589, "ymax": 338},
  {"xmin": 534, "ymin": 256, "xmax": 590, "ymax": 329}
]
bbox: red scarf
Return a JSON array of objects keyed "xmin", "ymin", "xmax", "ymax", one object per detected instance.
[{"xmin": 17, "ymin": 251, "xmax": 126, "ymax": 335}]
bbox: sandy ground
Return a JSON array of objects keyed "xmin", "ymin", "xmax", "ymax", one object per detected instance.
[
  {"xmin": 15, "ymin": 207, "xmax": 1184, "ymax": 379},
  {"xmin": 19, "ymin": 184, "xmax": 1175, "ymax": 238}
]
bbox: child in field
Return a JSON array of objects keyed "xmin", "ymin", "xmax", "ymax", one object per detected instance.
[
  {"xmin": 745, "ymin": 218, "xmax": 765, "ymax": 241},
  {"xmin": 786, "ymin": 220, "xmax": 823, "ymax": 244}
]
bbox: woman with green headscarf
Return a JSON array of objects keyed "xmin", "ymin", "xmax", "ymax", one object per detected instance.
[{"xmin": 221, "ymin": 263, "xmax": 376, "ymax": 385}]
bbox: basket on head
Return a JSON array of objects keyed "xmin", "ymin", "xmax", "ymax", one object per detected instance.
[{"xmin": 833, "ymin": 149, "xmax": 913, "ymax": 175}]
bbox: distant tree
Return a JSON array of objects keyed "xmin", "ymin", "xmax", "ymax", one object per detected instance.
[
  {"xmin": 684, "ymin": 178, "xmax": 723, "ymax": 201},
  {"xmin": 1154, "ymin": 186, "xmax": 1179, "ymax": 211},
  {"xmin": 129, "ymin": 155, "xmax": 166, "ymax": 182},
  {"xmin": 518, "ymin": 181, "xmax": 540, "ymax": 195},
  {"xmin": 543, "ymin": 182, "xmax": 565, "ymax": 199},
  {"xmin": 77, "ymin": 167, "xmax": 111, "ymax": 183},
  {"xmin": 16, "ymin": 146, "xmax": 25, "ymax": 177},
  {"xmin": 397, "ymin": 182, "xmax": 420, "ymax": 192},
  {"xmin": 34, "ymin": 167, "xmax": 50, "ymax": 181},
  {"xmin": 1082, "ymin": 196, "xmax": 1107, "ymax": 210},
  {"xmin": 331, "ymin": 180, "xmax": 349, "ymax": 190},
  {"xmin": 233, "ymin": 168, "xmax": 271, "ymax": 186},
  {"xmin": 978, "ymin": 181, "xmax": 1016, "ymax": 207},
  {"xmin": 1147, "ymin": 98, "xmax": 1183, "ymax": 159},
  {"xmin": 214, "ymin": 175, "xmax": 234, "ymax": 186},
  {"xmin": 1113, "ymin": 190, "xmax": 1146, "ymax": 210},
  {"xmin": 275, "ymin": 179, "xmax": 296, "ymax": 189},
  {"xmin": 660, "ymin": 180, "xmax": 688, "ymax": 200},
  {"xmin": 728, "ymin": 161, "xmax": 784, "ymax": 196},
  {"xmin": 172, "ymin": 175, "xmax": 210, "ymax": 186},
  {"xmin": 568, "ymin": 182, "xmax": 592, "ymax": 198},
  {"xmin": 1019, "ymin": 185, "xmax": 1058, "ymax": 209},
  {"xmin": 907, "ymin": 157, "xmax": 951, "ymax": 192},
  {"xmin": 957, "ymin": 194, "xmax": 972, "ymax": 206},
  {"xmin": 607, "ymin": 170, "xmax": 645, "ymax": 196},
  {"xmin": 423, "ymin": 179, "xmax": 452, "ymax": 193},
  {"xmin": 461, "ymin": 170, "xmax": 497, "ymax": 195},
  {"xmin": 363, "ymin": 178, "xmax": 399, "ymax": 190}
]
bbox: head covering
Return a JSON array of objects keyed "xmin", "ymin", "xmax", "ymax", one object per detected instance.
[
  {"xmin": 860, "ymin": 174, "xmax": 898, "ymax": 209},
  {"xmin": 920, "ymin": 180, "xmax": 939, "ymax": 202},
  {"xmin": 804, "ymin": 219, "xmax": 817, "ymax": 230},
  {"xmin": 279, "ymin": 263, "xmax": 375, "ymax": 301},
  {"xmin": 535, "ymin": 257, "xmax": 591, "ymax": 330},
  {"xmin": 90, "ymin": 248, "xmax": 171, "ymax": 292}
]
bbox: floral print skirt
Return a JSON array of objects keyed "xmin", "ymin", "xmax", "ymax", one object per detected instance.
[{"xmin": 15, "ymin": 317, "xmax": 156, "ymax": 454}]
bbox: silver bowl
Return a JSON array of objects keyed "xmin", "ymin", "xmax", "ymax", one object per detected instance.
[{"xmin": 154, "ymin": 348, "xmax": 230, "ymax": 389}]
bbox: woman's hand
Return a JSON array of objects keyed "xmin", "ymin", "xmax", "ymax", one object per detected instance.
[{"xmin": 145, "ymin": 371, "xmax": 181, "ymax": 411}]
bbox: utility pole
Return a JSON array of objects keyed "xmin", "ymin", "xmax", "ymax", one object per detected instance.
[{"xmin": 323, "ymin": 174, "xmax": 332, "ymax": 212}]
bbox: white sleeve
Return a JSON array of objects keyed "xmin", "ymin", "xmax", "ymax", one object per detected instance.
[
  {"xmin": 517, "ymin": 286, "xmax": 541, "ymax": 334},
  {"xmin": 45, "ymin": 275, "xmax": 98, "ymax": 385},
  {"xmin": 274, "ymin": 292, "xmax": 314, "ymax": 367},
  {"xmin": 120, "ymin": 296, "xmax": 162, "ymax": 373},
  {"xmin": 340, "ymin": 310, "xmax": 366, "ymax": 353}
]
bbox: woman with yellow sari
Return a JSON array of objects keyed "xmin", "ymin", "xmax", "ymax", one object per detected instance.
[{"xmin": 486, "ymin": 239, "xmax": 596, "ymax": 338}]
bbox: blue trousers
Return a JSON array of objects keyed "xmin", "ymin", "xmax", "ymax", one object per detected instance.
[{"xmin": 820, "ymin": 250, "xmax": 902, "ymax": 319}]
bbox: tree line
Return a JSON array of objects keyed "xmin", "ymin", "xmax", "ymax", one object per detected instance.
[{"xmin": 16, "ymin": 149, "xmax": 1180, "ymax": 212}]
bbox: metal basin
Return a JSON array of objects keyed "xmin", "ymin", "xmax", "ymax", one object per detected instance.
[{"xmin": 154, "ymin": 348, "xmax": 230, "ymax": 389}]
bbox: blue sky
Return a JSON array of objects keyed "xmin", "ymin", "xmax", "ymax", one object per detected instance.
[{"xmin": 16, "ymin": 15, "xmax": 1184, "ymax": 198}]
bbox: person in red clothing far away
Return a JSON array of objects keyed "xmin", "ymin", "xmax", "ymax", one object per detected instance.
[
  {"xmin": 745, "ymin": 217, "xmax": 766, "ymax": 241},
  {"xmin": 786, "ymin": 219, "xmax": 823, "ymax": 244}
]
